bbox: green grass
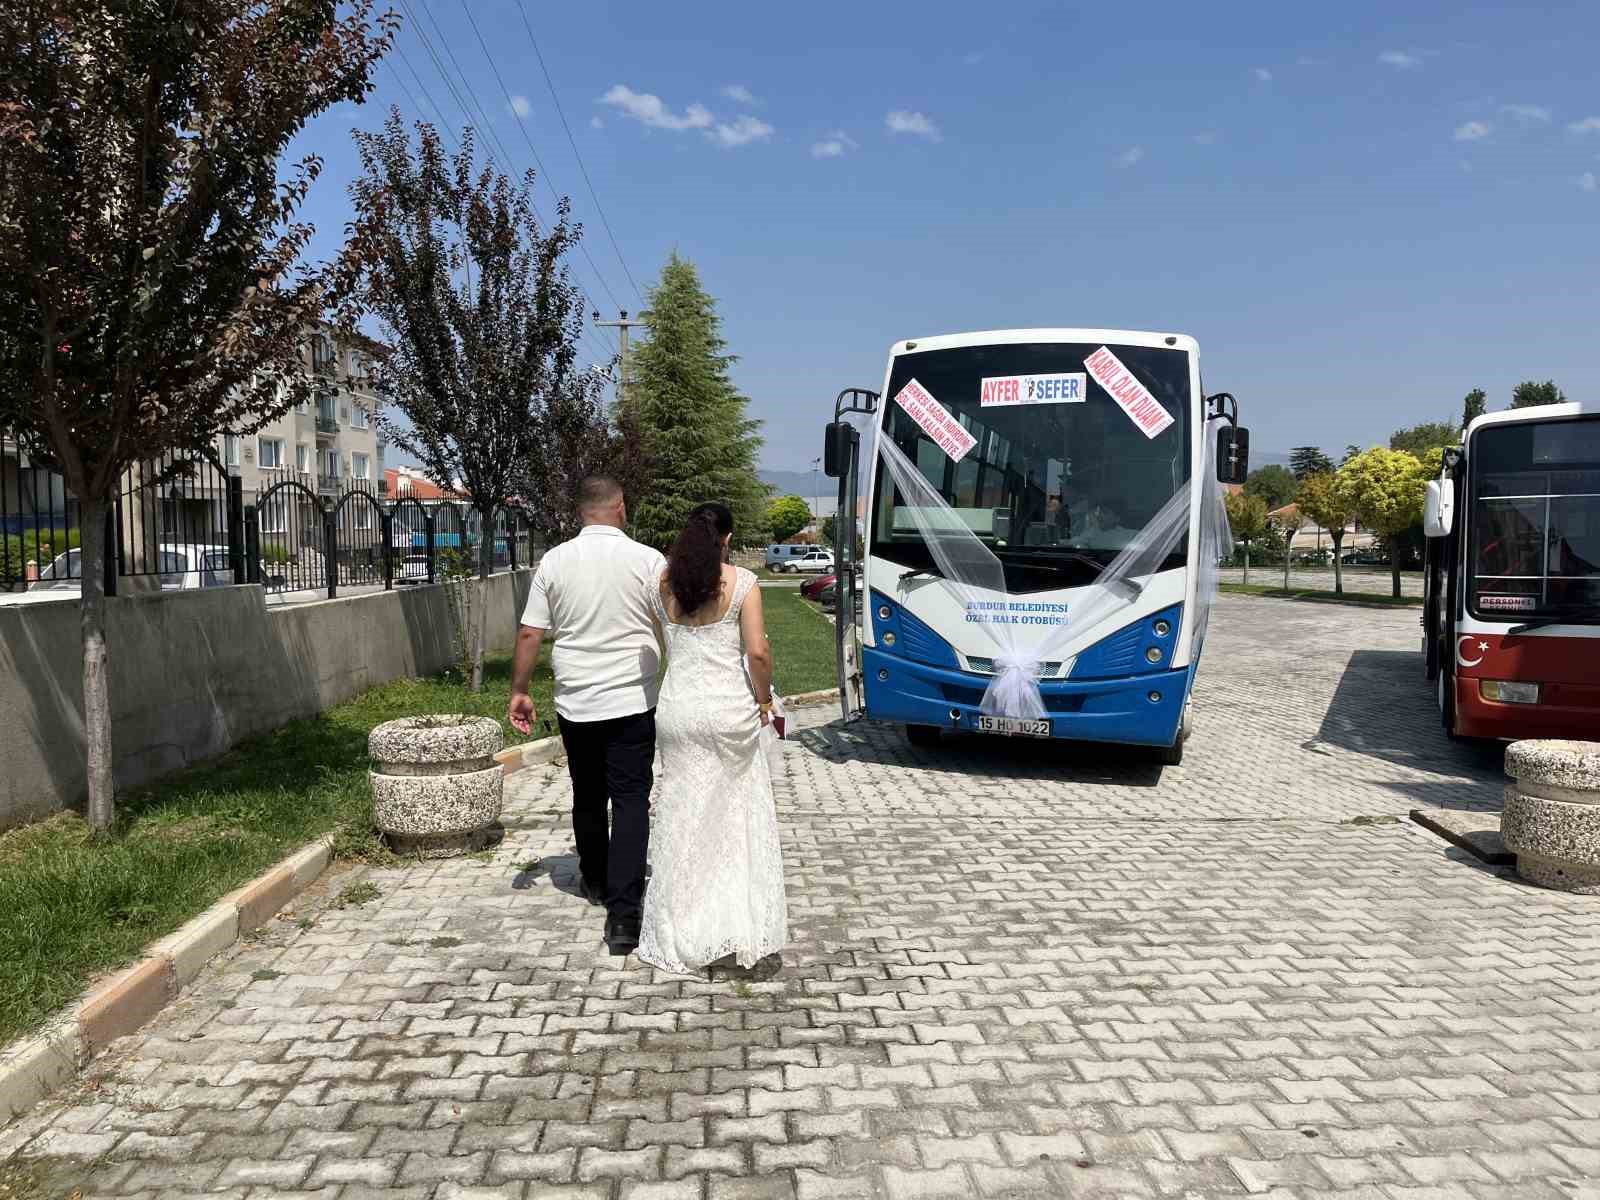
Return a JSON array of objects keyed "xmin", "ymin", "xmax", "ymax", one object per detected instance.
[
  {"xmin": 761, "ymin": 586, "xmax": 839, "ymax": 695},
  {"xmin": 0, "ymin": 652, "xmax": 552, "ymax": 1048},
  {"xmin": 1219, "ymin": 581, "xmax": 1421, "ymax": 607}
]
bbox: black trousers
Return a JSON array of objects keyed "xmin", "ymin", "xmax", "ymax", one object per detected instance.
[{"xmin": 556, "ymin": 708, "xmax": 655, "ymax": 922}]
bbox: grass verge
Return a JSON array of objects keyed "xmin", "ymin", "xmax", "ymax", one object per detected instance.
[
  {"xmin": 1220, "ymin": 582, "xmax": 1421, "ymax": 607},
  {"xmin": 0, "ymin": 654, "xmax": 551, "ymax": 1048},
  {"xmin": 762, "ymin": 586, "xmax": 838, "ymax": 695}
]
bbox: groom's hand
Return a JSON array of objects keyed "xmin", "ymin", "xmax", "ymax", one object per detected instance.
[{"xmin": 508, "ymin": 692, "xmax": 536, "ymax": 735}]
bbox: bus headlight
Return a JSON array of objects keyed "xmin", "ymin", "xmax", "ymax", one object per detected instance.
[
  {"xmin": 1481, "ymin": 679, "xmax": 1540, "ymax": 704},
  {"xmin": 878, "ymin": 604, "xmax": 892, "ymax": 620},
  {"xmin": 882, "ymin": 632, "xmax": 896, "ymax": 647},
  {"xmin": 1153, "ymin": 620, "xmax": 1171, "ymax": 637},
  {"xmin": 1145, "ymin": 646, "xmax": 1163, "ymax": 663}
]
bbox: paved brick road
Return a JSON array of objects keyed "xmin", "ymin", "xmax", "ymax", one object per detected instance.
[{"xmin": 6, "ymin": 596, "xmax": 1599, "ymax": 1200}]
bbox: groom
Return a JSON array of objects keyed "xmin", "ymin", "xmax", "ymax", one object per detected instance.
[{"xmin": 508, "ymin": 477, "xmax": 666, "ymax": 954}]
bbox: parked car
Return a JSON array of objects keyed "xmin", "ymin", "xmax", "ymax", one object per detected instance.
[
  {"xmin": 800, "ymin": 572, "xmax": 836, "ymax": 600},
  {"xmin": 396, "ymin": 554, "xmax": 430, "ymax": 585},
  {"xmin": 781, "ymin": 548, "xmax": 834, "ymax": 574},
  {"xmin": 817, "ymin": 580, "xmax": 862, "ymax": 612},
  {"xmin": 765, "ymin": 543, "xmax": 816, "ymax": 571},
  {"xmin": 23, "ymin": 543, "xmax": 236, "ymax": 596}
]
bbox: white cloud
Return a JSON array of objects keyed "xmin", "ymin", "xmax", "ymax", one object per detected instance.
[
  {"xmin": 886, "ymin": 110, "xmax": 941, "ymax": 141},
  {"xmin": 1193, "ymin": 129, "xmax": 1219, "ymax": 146},
  {"xmin": 599, "ymin": 85, "xmax": 713, "ymax": 132},
  {"xmin": 507, "ymin": 95, "xmax": 531, "ymax": 120},
  {"xmin": 1114, "ymin": 145, "xmax": 1145, "ymax": 168},
  {"xmin": 1568, "ymin": 116, "xmax": 1600, "ymax": 134},
  {"xmin": 1379, "ymin": 50, "xmax": 1422, "ymax": 69},
  {"xmin": 1500, "ymin": 103, "xmax": 1551, "ymax": 123},
  {"xmin": 722, "ymin": 84, "xmax": 758, "ymax": 105},
  {"xmin": 1454, "ymin": 120, "xmax": 1491, "ymax": 142},
  {"xmin": 707, "ymin": 114, "xmax": 774, "ymax": 149},
  {"xmin": 1253, "ymin": 67, "xmax": 1273, "ymax": 82},
  {"xmin": 811, "ymin": 131, "xmax": 859, "ymax": 159},
  {"xmin": 1582, "ymin": 171, "xmax": 1598, "ymax": 192},
  {"xmin": 590, "ymin": 115, "xmax": 604, "ymax": 129}
]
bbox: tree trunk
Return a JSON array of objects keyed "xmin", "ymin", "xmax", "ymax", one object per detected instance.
[
  {"xmin": 1243, "ymin": 542, "xmax": 1250, "ymax": 584},
  {"xmin": 79, "ymin": 499, "xmax": 115, "ymax": 831},
  {"xmin": 1283, "ymin": 536, "xmax": 1292, "ymax": 592},
  {"xmin": 1391, "ymin": 539, "xmax": 1402, "ymax": 599},
  {"xmin": 471, "ymin": 508, "xmax": 492, "ymax": 693},
  {"xmin": 1332, "ymin": 532, "xmax": 1345, "ymax": 595}
]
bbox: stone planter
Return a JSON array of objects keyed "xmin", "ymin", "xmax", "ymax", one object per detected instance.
[
  {"xmin": 1501, "ymin": 740, "xmax": 1600, "ymax": 895},
  {"xmin": 369, "ymin": 715, "xmax": 504, "ymax": 858}
]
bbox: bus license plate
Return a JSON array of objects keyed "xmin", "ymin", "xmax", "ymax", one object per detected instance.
[{"xmin": 975, "ymin": 716, "xmax": 1051, "ymax": 738}]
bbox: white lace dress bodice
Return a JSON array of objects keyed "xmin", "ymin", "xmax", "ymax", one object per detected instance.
[{"xmin": 638, "ymin": 567, "xmax": 788, "ymax": 975}]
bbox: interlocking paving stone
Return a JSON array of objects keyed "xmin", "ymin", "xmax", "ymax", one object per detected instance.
[{"xmin": 6, "ymin": 596, "xmax": 1599, "ymax": 1198}]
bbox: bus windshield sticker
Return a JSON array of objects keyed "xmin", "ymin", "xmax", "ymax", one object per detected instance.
[
  {"xmin": 893, "ymin": 377, "xmax": 978, "ymax": 462},
  {"xmin": 1083, "ymin": 346, "xmax": 1175, "ymax": 439},
  {"xmin": 1479, "ymin": 594, "xmax": 1537, "ymax": 612},
  {"xmin": 979, "ymin": 373, "xmax": 1087, "ymax": 408}
]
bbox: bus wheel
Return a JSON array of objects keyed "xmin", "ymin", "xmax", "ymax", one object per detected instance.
[
  {"xmin": 1159, "ymin": 701, "xmax": 1192, "ymax": 766},
  {"xmin": 905, "ymin": 724, "xmax": 942, "ymax": 749}
]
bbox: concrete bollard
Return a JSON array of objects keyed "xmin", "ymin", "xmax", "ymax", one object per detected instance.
[
  {"xmin": 1501, "ymin": 740, "xmax": 1600, "ymax": 895},
  {"xmin": 369, "ymin": 715, "xmax": 504, "ymax": 858},
  {"xmin": 25, "ymin": 560, "xmax": 39, "ymax": 583}
]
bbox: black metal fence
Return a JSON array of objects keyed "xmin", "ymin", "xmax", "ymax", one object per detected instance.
[
  {"xmin": 1, "ymin": 432, "xmax": 538, "ymax": 601},
  {"xmin": 252, "ymin": 474, "xmax": 539, "ymax": 600},
  {"xmin": 2, "ymin": 437, "xmax": 240, "ymax": 596}
]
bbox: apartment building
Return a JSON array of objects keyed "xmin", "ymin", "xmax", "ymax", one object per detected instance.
[{"xmin": 224, "ymin": 324, "xmax": 386, "ymax": 501}]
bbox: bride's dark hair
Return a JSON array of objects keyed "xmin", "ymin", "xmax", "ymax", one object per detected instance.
[{"xmin": 666, "ymin": 502, "xmax": 734, "ymax": 614}]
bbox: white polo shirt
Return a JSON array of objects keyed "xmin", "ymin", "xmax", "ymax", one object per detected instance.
[{"xmin": 521, "ymin": 524, "xmax": 667, "ymax": 723}]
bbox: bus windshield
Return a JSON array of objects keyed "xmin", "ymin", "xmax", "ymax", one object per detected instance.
[
  {"xmin": 1469, "ymin": 415, "xmax": 1600, "ymax": 622},
  {"xmin": 871, "ymin": 341, "xmax": 1192, "ymax": 592}
]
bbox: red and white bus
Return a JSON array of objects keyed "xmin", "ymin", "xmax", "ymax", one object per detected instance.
[{"xmin": 1422, "ymin": 401, "xmax": 1600, "ymax": 740}]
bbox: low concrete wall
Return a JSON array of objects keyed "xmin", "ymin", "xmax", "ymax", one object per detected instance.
[{"xmin": 0, "ymin": 572, "xmax": 532, "ymax": 828}]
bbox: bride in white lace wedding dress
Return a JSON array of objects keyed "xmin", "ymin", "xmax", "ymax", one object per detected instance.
[{"xmin": 638, "ymin": 503, "xmax": 787, "ymax": 975}]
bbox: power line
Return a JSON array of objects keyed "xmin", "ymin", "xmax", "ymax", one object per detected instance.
[
  {"xmin": 394, "ymin": 0, "xmax": 621, "ymax": 362},
  {"xmin": 512, "ymin": 0, "xmax": 644, "ymax": 306},
  {"xmin": 454, "ymin": 0, "xmax": 626, "ymax": 314}
]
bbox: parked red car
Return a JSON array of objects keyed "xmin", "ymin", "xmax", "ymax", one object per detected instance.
[{"xmin": 800, "ymin": 572, "xmax": 836, "ymax": 601}]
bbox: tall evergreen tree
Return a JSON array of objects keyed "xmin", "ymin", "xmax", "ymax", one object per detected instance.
[
  {"xmin": 1461, "ymin": 388, "xmax": 1487, "ymax": 426},
  {"xmin": 630, "ymin": 253, "xmax": 769, "ymax": 548},
  {"xmin": 1289, "ymin": 446, "xmax": 1333, "ymax": 481}
]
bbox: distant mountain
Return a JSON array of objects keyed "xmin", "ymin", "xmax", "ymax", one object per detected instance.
[{"xmin": 759, "ymin": 469, "xmax": 828, "ymax": 500}]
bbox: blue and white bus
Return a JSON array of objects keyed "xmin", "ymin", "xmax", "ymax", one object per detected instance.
[{"xmin": 822, "ymin": 328, "xmax": 1248, "ymax": 764}]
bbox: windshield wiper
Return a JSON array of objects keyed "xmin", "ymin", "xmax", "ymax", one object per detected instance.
[
  {"xmin": 898, "ymin": 565, "xmax": 944, "ymax": 583},
  {"xmin": 1507, "ymin": 605, "xmax": 1599, "ymax": 635}
]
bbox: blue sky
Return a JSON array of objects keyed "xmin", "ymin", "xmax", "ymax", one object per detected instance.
[{"xmin": 293, "ymin": 0, "xmax": 1600, "ymax": 471}]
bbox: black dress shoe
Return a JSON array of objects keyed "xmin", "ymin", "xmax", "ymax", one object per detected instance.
[
  {"xmin": 605, "ymin": 916, "xmax": 640, "ymax": 956},
  {"xmin": 577, "ymin": 877, "xmax": 606, "ymax": 907}
]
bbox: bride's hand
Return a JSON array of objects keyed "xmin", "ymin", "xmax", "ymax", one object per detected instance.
[{"xmin": 758, "ymin": 706, "xmax": 771, "ymax": 727}]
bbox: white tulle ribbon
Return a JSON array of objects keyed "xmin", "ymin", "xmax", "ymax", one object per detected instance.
[{"xmin": 873, "ymin": 412, "xmax": 1233, "ymax": 720}]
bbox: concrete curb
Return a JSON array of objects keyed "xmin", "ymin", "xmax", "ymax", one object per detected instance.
[
  {"xmin": 0, "ymin": 835, "xmax": 334, "ymax": 1128},
  {"xmin": 1410, "ymin": 808, "xmax": 1515, "ymax": 866},
  {"xmin": 495, "ymin": 735, "xmax": 564, "ymax": 777},
  {"xmin": 786, "ymin": 687, "xmax": 842, "ymax": 708}
]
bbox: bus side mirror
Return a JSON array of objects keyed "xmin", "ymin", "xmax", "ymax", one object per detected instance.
[
  {"xmin": 1423, "ymin": 478, "xmax": 1454, "ymax": 538},
  {"xmin": 1216, "ymin": 426, "xmax": 1249, "ymax": 484},
  {"xmin": 823, "ymin": 421, "xmax": 854, "ymax": 478}
]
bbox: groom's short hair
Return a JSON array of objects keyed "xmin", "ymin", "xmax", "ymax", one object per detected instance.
[{"xmin": 576, "ymin": 475, "xmax": 624, "ymax": 513}]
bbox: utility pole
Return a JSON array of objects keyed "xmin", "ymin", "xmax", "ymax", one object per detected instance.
[
  {"xmin": 593, "ymin": 309, "xmax": 644, "ymax": 410},
  {"xmin": 811, "ymin": 456, "xmax": 821, "ymax": 533}
]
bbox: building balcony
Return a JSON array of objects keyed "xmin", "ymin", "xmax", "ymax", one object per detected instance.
[
  {"xmin": 315, "ymin": 416, "xmax": 338, "ymax": 439},
  {"xmin": 317, "ymin": 474, "xmax": 342, "ymax": 494}
]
